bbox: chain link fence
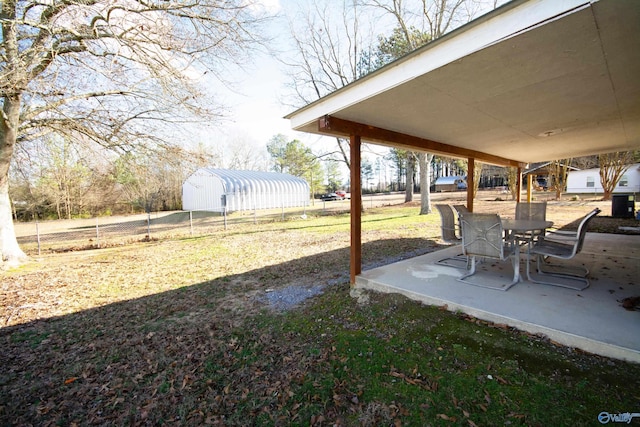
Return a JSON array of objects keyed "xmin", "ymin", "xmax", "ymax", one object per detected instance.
[
  {"xmin": 14, "ymin": 201, "xmax": 357, "ymax": 255},
  {"xmin": 14, "ymin": 193, "xmax": 428, "ymax": 255}
]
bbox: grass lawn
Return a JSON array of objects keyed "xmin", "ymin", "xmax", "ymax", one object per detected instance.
[{"xmin": 1, "ymin": 201, "xmax": 638, "ymax": 426}]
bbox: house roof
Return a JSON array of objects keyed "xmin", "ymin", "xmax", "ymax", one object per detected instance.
[
  {"xmin": 523, "ymin": 162, "xmax": 580, "ymax": 176},
  {"xmin": 285, "ymin": 0, "xmax": 640, "ymax": 166},
  {"xmin": 567, "ymin": 163, "xmax": 640, "ymax": 175}
]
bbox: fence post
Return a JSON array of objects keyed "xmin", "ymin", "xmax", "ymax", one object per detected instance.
[
  {"xmin": 147, "ymin": 212, "xmax": 151, "ymax": 238},
  {"xmin": 36, "ymin": 219, "xmax": 41, "ymax": 256},
  {"xmin": 96, "ymin": 217, "xmax": 100, "ymax": 247},
  {"xmin": 189, "ymin": 211, "xmax": 193, "ymax": 236},
  {"xmin": 223, "ymin": 206, "xmax": 227, "ymax": 231}
]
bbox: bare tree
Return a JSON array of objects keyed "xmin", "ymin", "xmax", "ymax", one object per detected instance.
[
  {"xmin": 224, "ymin": 134, "xmax": 269, "ymax": 171},
  {"xmin": 548, "ymin": 159, "xmax": 572, "ymax": 201},
  {"xmin": 418, "ymin": 152, "xmax": 431, "ymax": 210},
  {"xmin": 405, "ymin": 152, "xmax": 416, "ymax": 202},
  {"xmin": 282, "ymin": 0, "xmax": 372, "ymax": 171},
  {"xmin": 282, "ymin": 1, "xmax": 504, "ymax": 213},
  {"xmin": 361, "ymin": 0, "xmax": 501, "ymax": 214},
  {"xmin": 281, "ymin": 0, "xmax": 379, "ymax": 212},
  {"xmin": 112, "ymin": 145, "xmax": 208, "ymax": 213},
  {"xmin": 471, "ymin": 161, "xmax": 484, "ymax": 199},
  {"xmin": 573, "ymin": 155, "xmax": 598, "ymax": 170},
  {"xmin": 35, "ymin": 136, "xmax": 91, "ymax": 219},
  {"xmin": 1, "ymin": 0, "xmax": 270, "ymax": 264},
  {"xmin": 507, "ymin": 167, "xmax": 518, "ymax": 201},
  {"xmin": 599, "ymin": 151, "xmax": 634, "ymax": 201}
]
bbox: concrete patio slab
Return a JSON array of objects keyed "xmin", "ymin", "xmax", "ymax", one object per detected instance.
[{"xmin": 355, "ymin": 233, "xmax": 640, "ymax": 363}]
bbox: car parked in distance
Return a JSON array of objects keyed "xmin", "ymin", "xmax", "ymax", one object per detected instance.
[
  {"xmin": 335, "ymin": 191, "xmax": 351, "ymax": 199},
  {"xmin": 536, "ymin": 178, "xmax": 548, "ymax": 191},
  {"xmin": 320, "ymin": 193, "xmax": 340, "ymax": 201}
]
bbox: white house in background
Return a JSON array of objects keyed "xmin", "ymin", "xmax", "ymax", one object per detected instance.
[
  {"xmin": 566, "ymin": 163, "xmax": 640, "ymax": 194},
  {"xmin": 182, "ymin": 168, "xmax": 309, "ymax": 213}
]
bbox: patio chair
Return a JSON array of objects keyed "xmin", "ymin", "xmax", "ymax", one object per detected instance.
[
  {"xmin": 513, "ymin": 201, "xmax": 547, "ymax": 243},
  {"xmin": 452, "ymin": 205, "xmax": 468, "ymax": 236},
  {"xmin": 435, "ymin": 204, "xmax": 467, "ymax": 268},
  {"xmin": 458, "ymin": 213, "xmax": 519, "ymax": 290},
  {"xmin": 453, "ymin": 204, "xmax": 469, "ymax": 216},
  {"xmin": 525, "ymin": 208, "xmax": 601, "ymax": 290},
  {"xmin": 436, "ymin": 204, "xmax": 459, "ymax": 242},
  {"xmin": 516, "ymin": 201, "xmax": 547, "ymax": 221}
]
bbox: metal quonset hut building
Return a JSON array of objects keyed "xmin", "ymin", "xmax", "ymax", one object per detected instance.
[{"xmin": 182, "ymin": 168, "xmax": 310, "ymax": 213}]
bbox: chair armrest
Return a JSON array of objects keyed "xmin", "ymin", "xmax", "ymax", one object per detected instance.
[
  {"xmin": 540, "ymin": 233, "xmax": 578, "ymax": 245},
  {"xmin": 544, "ymin": 229, "xmax": 577, "ymax": 242},
  {"xmin": 547, "ymin": 229, "xmax": 576, "ymax": 236}
]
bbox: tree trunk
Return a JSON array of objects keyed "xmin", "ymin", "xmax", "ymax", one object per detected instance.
[
  {"xmin": 473, "ymin": 162, "xmax": 484, "ymax": 199},
  {"xmin": 0, "ymin": 94, "xmax": 28, "ymax": 265},
  {"xmin": 419, "ymin": 153, "xmax": 433, "ymax": 215},
  {"xmin": 405, "ymin": 152, "xmax": 415, "ymax": 203},
  {"xmin": 0, "ymin": 181, "xmax": 26, "ymax": 265},
  {"xmin": 599, "ymin": 152, "xmax": 632, "ymax": 201}
]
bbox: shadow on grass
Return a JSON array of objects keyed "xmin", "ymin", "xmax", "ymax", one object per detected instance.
[
  {"xmin": 0, "ymin": 237, "xmax": 443, "ymax": 425},
  {"xmin": 4, "ymin": 235, "xmax": 637, "ymax": 426}
]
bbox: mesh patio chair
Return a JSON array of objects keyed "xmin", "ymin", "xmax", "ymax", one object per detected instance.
[
  {"xmin": 525, "ymin": 208, "xmax": 601, "ymax": 290},
  {"xmin": 453, "ymin": 204, "xmax": 469, "ymax": 216},
  {"xmin": 513, "ymin": 201, "xmax": 547, "ymax": 242},
  {"xmin": 452, "ymin": 205, "xmax": 469, "ymax": 237},
  {"xmin": 458, "ymin": 213, "xmax": 519, "ymax": 290},
  {"xmin": 516, "ymin": 201, "xmax": 547, "ymax": 221},
  {"xmin": 435, "ymin": 204, "xmax": 467, "ymax": 268},
  {"xmin": 436, "ymin": 204, "xmax": 460, "ymax": 243}
]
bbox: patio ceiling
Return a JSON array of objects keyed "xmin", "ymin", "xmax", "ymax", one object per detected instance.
[{"xmin": 285, "ymin": 0, "xmax": 640, "ymax": 166}]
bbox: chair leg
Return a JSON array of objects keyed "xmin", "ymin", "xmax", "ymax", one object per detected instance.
[
  {"xmin": 510, "ymin": 252, "xmax": 521, "ymax": 285},
  {"xmin": 536, "ymin": 255, "xmax": 589, "ymax": 278},
  {"xmin": 457, "ymin": 255, "xmax": 519, "ymax": 291},
  {"xmin": 458, "ymin": 256, "xmax": 477, "ymax": 281},
  {"xmin": 525, "ymin": 254, "xmax": 590, "ymax": 291},
  {"xmin": 437, "ymin": 253, "xmax": 470, "ymax": 269}
]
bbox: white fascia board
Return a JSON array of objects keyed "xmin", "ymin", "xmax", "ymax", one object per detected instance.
[{"xmin": 286, "ymin": 0, "xmax": 592, "ymax": 132}]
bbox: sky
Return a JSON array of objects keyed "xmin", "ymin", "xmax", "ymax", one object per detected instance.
[
  {"xmin": 209, "ymin": 50, "xmax": 308, "ymax": 148},
  {"xmin": 200, "ymin": 0, "xmax": 508, "ymax": 176},
  {"xmin": 202, "ymin": 0, "xmax": 321, "ymax": 156},
  {"xmin": 198, "ymin": 0, "xmax": 407, "ymax": 180}
]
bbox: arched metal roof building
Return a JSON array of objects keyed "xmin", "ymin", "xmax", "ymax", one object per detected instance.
[{"xmin": 182, "ymin": 168, "xmax": 310, "ymax": 212}]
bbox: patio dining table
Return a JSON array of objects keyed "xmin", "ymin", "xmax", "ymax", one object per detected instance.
[
  {"xmin": 501, "ymin": 219, "xmax": 554, "ymax": 237},
  {"xmin": 501, "ymin": 218, "xmax": 554, "ymax": 283}
]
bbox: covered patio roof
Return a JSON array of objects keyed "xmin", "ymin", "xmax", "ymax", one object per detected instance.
[{"xmin": 285, "ymin": 0, "xmax": 640, "ymax": 284}]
